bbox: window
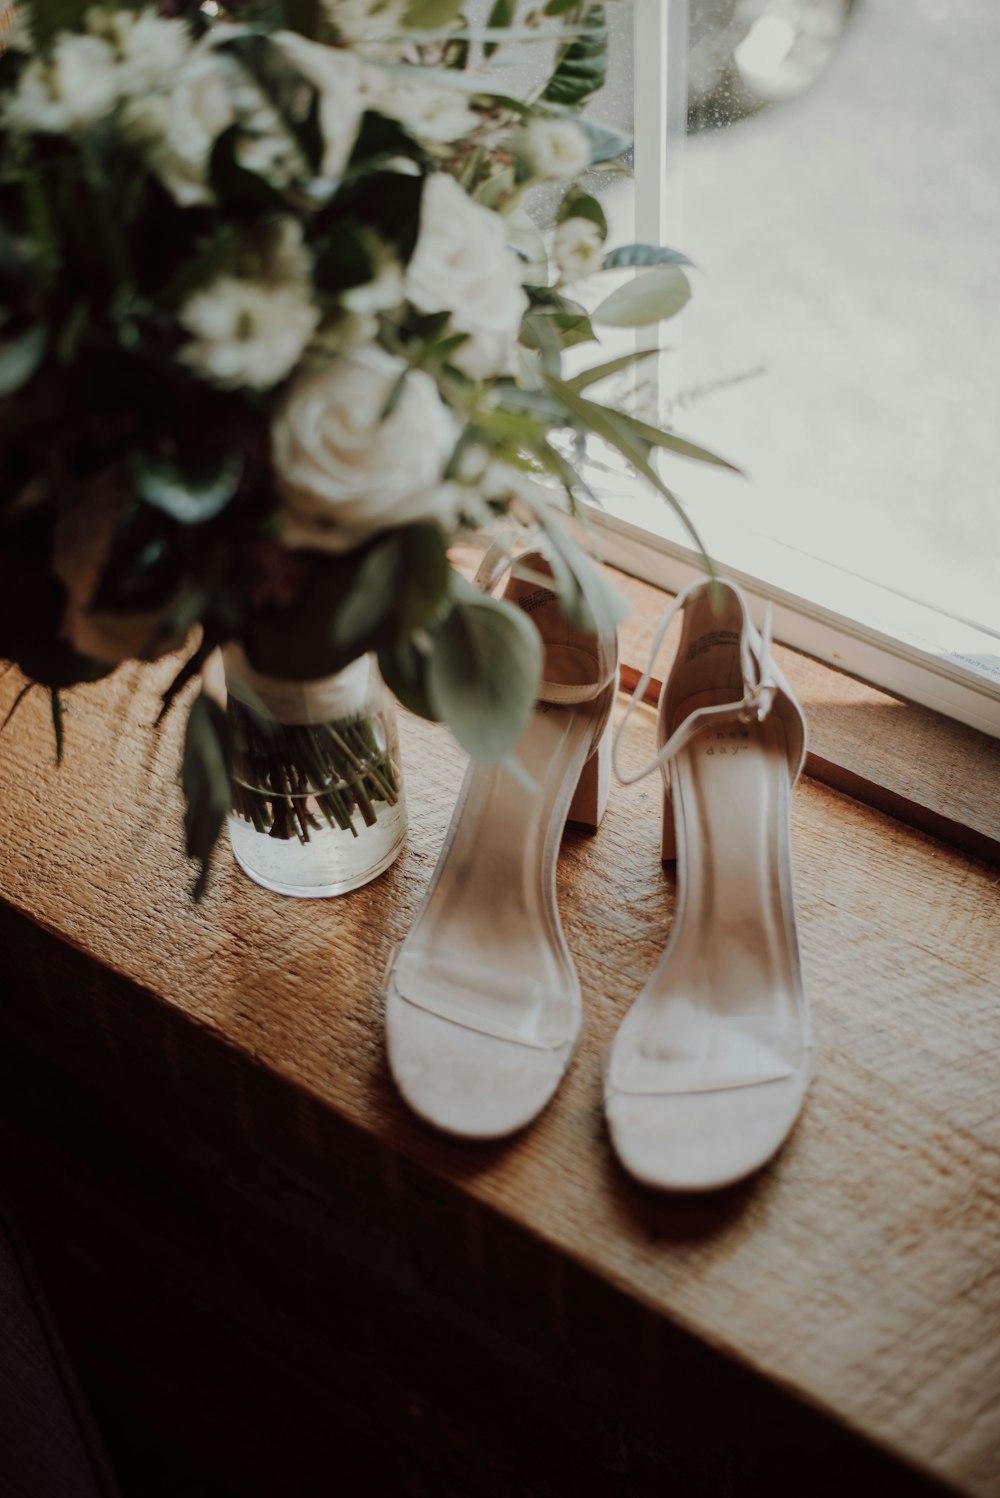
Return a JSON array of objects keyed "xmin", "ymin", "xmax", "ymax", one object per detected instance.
[{"xmin": 582, "ymin": 0, "xmax": 1000, "ymax": 739}]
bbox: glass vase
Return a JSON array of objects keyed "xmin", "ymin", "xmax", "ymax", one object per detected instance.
[{"xmin": 222, "ymin": 646, "xmax": 406, "ymax": 898}]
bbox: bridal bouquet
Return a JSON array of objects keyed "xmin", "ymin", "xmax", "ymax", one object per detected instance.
[{"xmin": 0, "ymin": 0, "xmax": 724, "ymax": 893}]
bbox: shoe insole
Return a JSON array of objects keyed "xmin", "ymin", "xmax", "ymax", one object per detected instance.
[{"xmin": 611, "ymin": 690, "xmax": 807, "ymax": 1094}]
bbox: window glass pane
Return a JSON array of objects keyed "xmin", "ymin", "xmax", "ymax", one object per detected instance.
[{"xmin": 668, "ymin": 0, "xmax": 999, "ymax": 634}]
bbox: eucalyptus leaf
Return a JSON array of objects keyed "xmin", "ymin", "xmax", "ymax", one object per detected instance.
[
  {"xmin": 602, "ymin": 244, "xmax": 693, "ymax": 270},
  {"xmin": 182, "ymin": 692, "xmax": 232, "ymax": 902},
  {"xmin": 378, "ymin": 638, "xmax": 438, "ymax": 722},
  {"xmin": 332, "ymin": 534, "xmax": 402, "ymax": 648},
  {"xmin": 427, "ymin": 592, "xmax": 542, "ymax": 762},
  {"xmin": 134, "ymin": 451, "xmax": 243, "ymax": 526},
  {"xmin": 574, "ymin": 115, "xmax": 631, "ymax": 164},
  {"xmin": 592, "ymin": 265, "xmax": 691, "ymax": 328},
  {"xmin": 0, "ymin": 324, "xmax": 45, "ymax": 397}
]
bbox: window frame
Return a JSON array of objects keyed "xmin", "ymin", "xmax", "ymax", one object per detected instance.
[{"xmin": 612, "ymin": 0, "xmax": 1000, "ymax": 744}]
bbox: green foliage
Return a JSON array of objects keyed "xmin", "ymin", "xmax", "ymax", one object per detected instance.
[
  {"xmin": 0, "ymin": 325, "xmax": 46, "ymax": 397},
  {"xmin": 427, "ymin": 586, "xmax": 542, "ymax": 762},
  {"xmin": 182, "ymin": 692, "xmax": 232, "ymax": 901},
  {"xmin": 543, "ymin": 5, "xmax": 609, "ymax": 107},
  {"xmin": 557, "ymin": 187, "xmax": 608, "ymax": 239},
  {"xmin": 403, "ymin": 0, "xmax": 465, "ymax": 28},
  {"xmin": 602, "ymin": 244, "xmax": 693, "ymax": 270},
  {"xmin": 133, "ymin": 451, "xmax": 244, "ymax": 527},
  {"xmin": 592, "ymin": 265, "xmax": 692, "ymax": 327}
]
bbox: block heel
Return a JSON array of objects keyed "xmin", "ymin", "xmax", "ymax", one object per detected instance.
[
  {"xmin": 660, "ymin": 789, "xmax": 677, "ymax": 864},
  {"xmin": 567, "ymin": 717, "xmax": 612, "ymax": 833}
]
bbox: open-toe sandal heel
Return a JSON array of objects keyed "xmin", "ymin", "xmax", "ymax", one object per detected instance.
[
  {"xmin": 608, "ymin": 578, "xmax": 809, "ymax": 1191},
  {"xmin": 385, "ymin": 552, "xmax": 618, "ymax": 1139}
]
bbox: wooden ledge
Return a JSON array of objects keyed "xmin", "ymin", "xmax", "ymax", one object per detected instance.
[{"xmin": 0, "ymin": 628, "xmax": 998, "ymax": 1496}]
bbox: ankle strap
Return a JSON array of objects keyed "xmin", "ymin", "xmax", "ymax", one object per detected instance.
[
  {"xmin": 475, "ymin": 540, "xmax": 616, "ymax": 707},
  {"xmin": 613, "ymin": 580, "xmax": 777, "ymax": 787}
]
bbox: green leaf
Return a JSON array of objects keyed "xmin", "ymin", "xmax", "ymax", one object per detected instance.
[
  {"xmin": 181, "ymin": 693, "xmax": 232, "ymax": 902},
  {"xmin": 332, "ymin": 534, "xmax": 402, "ymax": 649},
  {"xmin": 592, "ymin": 265, "xmax": 691, "ymax": 327},
  {"xmin": 397, "ymin": 524, "xmax": 451, "ymax": 635},
  {"xmin": 209, "ymin": 125, "xmax": 286, "ymax": 214},
  {"xmin": 610, "ymin": 410, "xmax": 741, "ymax": 473},
  {"xmin": 223, "ymin": 34, "xmax": 324, "ymax": 174},
  {"xmin": 348, "ymin": 110, "xmax": 423, "ymax": 170},
  {"xmin": 518, "ymin": 501, "xmax": 630, "ymax": 637},
  {"xmin": 544, "ymin": 373, "xmax": 709, "ymax": 557},
  {"xmin": 22, "ymin": 0, "xmax": 89, "ymax": 47},
  {"xmin": 557, "ymin": 188, "xmax": 608, "ymax": 239},
  {"xmin": 378, "ymin": 638, "xmax": 438, "ymax": 722},
  {"xmin": 329, "ymin": 170, "xmax": 424, "ymax": 264},
  {"xmin": 602, "ymin": 244, "xmax": 694, "ymax": 270},
  {"xmin": 485, "ymin": 0, "xmax": 517, "ymax": 56},
  {"xmin": 574, "ymin": 115, "xmax": 631, "ymax": 164},
  {"xmin": 427, "ymin": 591, "xmax": 542, "ymax": 763},
  {"xmin": 333, "ymin": 524, "xmax": 451, "ymax": 650},
  {"xmin": 542, "ymin": 4, "xmax": 609, "ymax": 107},
  {"xmin": 0, "ymin": 325, "xmax": 45, "ymax": 397},
  {"xmin": 134, "ymin": 451, "xmax": 243, "ymax": 526},
  {"xmin": 566, "ymin": 348, "xmax": 659, "ymax": 394},
  {"xmin": 544, "ymin": 0, "xmax": 582, "ymax": 14},
  {"xmin": 313, "ymin": 220, "xmax": 376, "ymax": 296},
  {"xmin": 403, "ymin": 0, "xmax": 464, "ymax": 27}
]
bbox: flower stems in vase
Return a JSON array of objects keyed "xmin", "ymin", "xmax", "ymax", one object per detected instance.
[
  {"xmin": 222, "ymin": 651, "xmax": 407, "ymax": 897},
  {"xmin": 228, "ymin": 698, "xmax": 401, "ymax": 845}
]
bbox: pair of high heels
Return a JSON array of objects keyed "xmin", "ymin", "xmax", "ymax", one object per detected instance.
[{"xmin": 384, "ymin": 553, "xmax": 810, "ymax": 1192}]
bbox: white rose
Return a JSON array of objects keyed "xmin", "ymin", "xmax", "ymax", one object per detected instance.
[
  {"xmin": 272, "ymin": 31, "xmax": 364, "ymax": 180},
  {"xmin": 553, "ymin": 217, "xmax": 605, "ymax": 281},
  {"xmin": 368, "ymin": 73, "xmax": 479, "ymax": 143},
  {"xmin": 4, "ymin": 33, "xmax": 119, "ymax": 134},
  {"xmin": 405, "ymin": 173, "xmax": 528, "ymax": 380},
  {"xmin": 273, "ymin": 345, "xmax": 458, "ymax": 553},
  {"xmin": 121, "ymin": 47, "xmax": 234, "ymax": 205},
  {"xmin": 516, "ymin": 118, "xmax": 591, "ymax": 181},
  {"xmin": 179, "ymin": 277, "xmax": 319, "ymax": 390}
]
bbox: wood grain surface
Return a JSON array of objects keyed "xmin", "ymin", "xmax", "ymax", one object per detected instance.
[{"xmin": 0, "ymin": 630, "xmax": 998, "ymax": 1496}]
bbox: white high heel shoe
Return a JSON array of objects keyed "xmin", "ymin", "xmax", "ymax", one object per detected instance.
[
  {"xmin": 608, "ymin": 578, "xmax": 810, "ymax": 1191},
  {"xmin": 385, "ymin": 552, "xmax": 619, "ymax": 1139}
]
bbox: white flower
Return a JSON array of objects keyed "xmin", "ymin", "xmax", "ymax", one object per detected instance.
[
  {"xmin": 4, "ymin": 33, "xmax": 119, "ymax": 134},
  {"xmin": 178, "ymin": 278, "xmax": 319, "ymax": 390},
  {"xmin": 405, "ymin": 173, "xmax": 528, "ymax": 380},
  {"xmin": 553, "ymin": 217, "xmax": 605, "ymax": 281},
  {"xmin": 273, "ymin": 344, "xmax": 458, "ymax": 553},
  {"xmin": 87, "ymin": 7, "xmax": 192, "ymax": 93},
  {"xmin": 368, "ymin": 73, "xmax": 479, "ymax": 144},
  {"xmin": 272, "ymin": 31, "xmax": 364, "ymax": 180},
  {"xmin": 342, "ymin": 253, "xmax": 405, "ymax": 315},
  {"xmin": 516, "ymin": 118, "xmax": 591, "ymax": 181},
  {"xmin": 121, "ymin": 47, "xmax": 234, "ymax": 205}
]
